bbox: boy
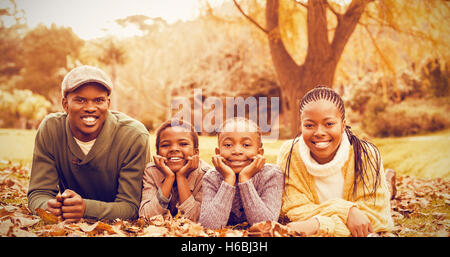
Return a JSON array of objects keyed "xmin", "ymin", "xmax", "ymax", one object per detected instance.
[{"xmin": 199, "ymin": 117, "xmax": 284, "ymax": 229}]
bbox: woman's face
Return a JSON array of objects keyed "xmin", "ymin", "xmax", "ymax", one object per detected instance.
[
  {"xmin": 157, "ymin": 126, "xmax": 198, "ymax": 172},
  {"xmin": 300, "ymin": 100, "xmax": 346, "ymax": 164}
]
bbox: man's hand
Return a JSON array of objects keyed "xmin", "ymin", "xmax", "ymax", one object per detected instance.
[
  {"xmin": 46, "ymin": 192, "xmax": 63, "ymax": 217},
  {"xmin": 238, "ymin": 155, "xmax": 265, "ymax": 183},
  {"xmin": 60, "ymin": 189, "xmax": 86, "ymax": 223},
  {"xmin": 347, "ymin": 206, "xmax": 374, "ymax": 237},
  {"xmin": 212, "ymin": 155, "xmax": 236, "ymax": 185}
]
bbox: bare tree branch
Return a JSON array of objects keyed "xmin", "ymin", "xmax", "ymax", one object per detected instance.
[
  {"xmin": 232, "ymin": 0, "xmax": 268, "ymax": 34},
  {"xmin": 363, "ymin": 11, "xmax": 435, "ymax": 42},
  {"xmin": 326, "ymin": 1, "xmax": 342, "ymax": 19},
  {"xmin": 294, "ymin": 0, "xmax": 308, "ymax": 9},
  {"xmin": 360, "ymin": 22, "xmax": 394, "ymax": 74}
]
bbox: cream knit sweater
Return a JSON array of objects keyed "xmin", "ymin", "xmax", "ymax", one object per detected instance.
[{"xmin": 277, "ymin": 137, "xmax": 394, "ymax": 236}]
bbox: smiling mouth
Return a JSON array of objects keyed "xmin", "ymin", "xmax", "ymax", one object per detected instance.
[
  {"xmin": 226, "ymin": 160, "xmax": 250, "ymax": 167},
  {"xmin": 81, "ymin": 116, "xmax": 98, "ymax": 126},
  {"xmin": 312, "ymin": 140, "xmax": 332, "ymax": 149},
  {"xmin": 167, "ymin": 157, "xmax": 185, "ymax": 163}
]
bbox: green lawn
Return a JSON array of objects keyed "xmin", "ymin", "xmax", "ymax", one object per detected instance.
[
  {"xmin": 0, "ymin": 128, "xmax": 449, "ymax": 179},
  {"xmin": 373, "ymin": 129, "xmax": 450, "ymax": 179}
]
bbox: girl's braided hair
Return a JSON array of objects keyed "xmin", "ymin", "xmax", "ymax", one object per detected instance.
[{"xmin": 284, "ymin": 86, "xmax": 382, "ymax": 199}]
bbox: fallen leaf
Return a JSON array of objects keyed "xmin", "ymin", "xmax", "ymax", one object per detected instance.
[
  {"xmin": 36, "ymin": 208, "xmax": 61, "ymax": 224},
  {"xmin": 140, "ymin": 225, "xmax": 168, "ymax": 236}
]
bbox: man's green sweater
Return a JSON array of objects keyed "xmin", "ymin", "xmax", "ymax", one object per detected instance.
[{"xmin": 27, "ymin": 110, "xmax": 151, "ymax": 220}]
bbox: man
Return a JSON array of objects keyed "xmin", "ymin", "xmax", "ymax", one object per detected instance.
[{"xmin": 27, "ymin": 65, "xmax": 150, "ymax": 222}]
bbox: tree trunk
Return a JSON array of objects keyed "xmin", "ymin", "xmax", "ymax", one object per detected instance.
[{"xmin": 265, "ymin": 0, "xmax": 369, "ymax": 137}]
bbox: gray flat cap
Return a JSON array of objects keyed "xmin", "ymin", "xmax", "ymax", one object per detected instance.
[{"xmin": 61, "ymin": 65, "xmax": 113, "ymax": 97}]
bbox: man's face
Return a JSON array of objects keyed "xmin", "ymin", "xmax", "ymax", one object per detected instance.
[{"xmin": 62, "ymin": 83, "xmax": 110, "ymax": 142}]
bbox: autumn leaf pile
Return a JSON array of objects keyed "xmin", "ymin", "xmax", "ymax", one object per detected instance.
[{"xmin": 1, "ymin": 162, "xmax": 449, "ymax": 237}]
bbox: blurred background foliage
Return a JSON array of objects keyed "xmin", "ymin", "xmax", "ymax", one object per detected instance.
[{"xmin": 0, "ymin": 0, "xmax": 449, "ymax": 138}]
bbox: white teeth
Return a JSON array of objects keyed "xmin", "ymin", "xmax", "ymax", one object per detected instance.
[
  {"xmin": 82, "ymin": 117, "xmax": 97, "ymax": 125},
  {"xmin": 169, "ymin": 157, "xmax": 182, "ymax": 161},
  {"xmin": 314, "ymin": 142, "xmax": 330, "ymax": 149}
]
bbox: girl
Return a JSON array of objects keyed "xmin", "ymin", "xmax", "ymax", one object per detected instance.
[
  {"xmin": 277, "ymin": 86, "xmax": 394, "ymax": 237},
  {"xmin": 139, "ymin": 119, "xmax": 212, "ymax": 222}
]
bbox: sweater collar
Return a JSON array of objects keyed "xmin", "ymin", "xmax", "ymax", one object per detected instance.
[
  {"xmin": 66, "ymin": 110, "xmax": 117, "ymax": 164},
  {"xmin": 298, "ymin": 132, "xmax": 350, "ymax": 178}
]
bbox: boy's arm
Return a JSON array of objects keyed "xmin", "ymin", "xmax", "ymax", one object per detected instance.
[
  {"xmin": 199, "ymin": 171, "xmax": 235, "ymax": 229},
  {"xmin": 238, "ymin": 164, "xmax": 284, "ymax": 225}
]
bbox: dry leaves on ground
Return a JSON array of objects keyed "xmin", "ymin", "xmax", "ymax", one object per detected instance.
[{"xmin": 0, "ymin": 162, "xmax": 449, "ymax": 237}]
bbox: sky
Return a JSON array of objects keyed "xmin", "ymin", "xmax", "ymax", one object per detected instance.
[{"xmin": 2, "ymin": 0, "xmax": 210, "ymax": 40}]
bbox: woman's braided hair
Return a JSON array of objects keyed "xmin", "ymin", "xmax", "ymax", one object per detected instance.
[{"xmin": 284, "ymin": 86, "xmax": 381, "ymax": 200}]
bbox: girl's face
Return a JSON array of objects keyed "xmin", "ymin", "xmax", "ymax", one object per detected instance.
[
  {"xmin": 157, "ymin": 126, "xmax": 198, "ymax": 172},
  {"xmin": 300, "ymin": 99, "xmax": 346, "ymax": 164}
]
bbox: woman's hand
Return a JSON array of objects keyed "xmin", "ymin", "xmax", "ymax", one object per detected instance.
[
  {"xmin": 287, "ymin": 218, "xmax": 319, "ymax": 236},
  {"xmin": 347, "ymin": 206, "xmax": 374, "ymax": 237}
]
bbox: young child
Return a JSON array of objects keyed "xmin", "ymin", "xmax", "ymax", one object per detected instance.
[
  {"xmin": 139, "ymin": 119, "xmax": 211, "ymax": 222},
  {"xmin": 277, "ymin": 86, "xmax": 394, "ymax": 237},
  {"xmin": 199, "ymin": 117, "xmax": 284, "ymax": 229}
]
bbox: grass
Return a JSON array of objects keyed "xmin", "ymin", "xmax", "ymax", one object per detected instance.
[
  {"xmin": 373, "ymin": 128, "xmax": 450, "ymax": 179},
  {"xmin": 0, "ymin": 129, "xmax": 36, "ymax": 166},
  {"xmin": 0, "ymin": 128, "xmax": 449, "ymax": 179}
]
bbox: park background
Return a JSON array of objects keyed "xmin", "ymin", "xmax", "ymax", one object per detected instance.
[{"xmin": 0, "ymin": 0, "xmax": 449, "ymax": 237}]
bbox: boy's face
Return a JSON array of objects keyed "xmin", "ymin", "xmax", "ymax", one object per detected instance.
[
  {"xmin": 158, "ymin": 126, "xmax": 199, "ymax": 172},
  {"xmin": 216, "ymin": 127, "xmax": 263, "ymax": 174},
  {"xmin": 62, "ymin": 83, "xmax": 110, "ymax": 142}
]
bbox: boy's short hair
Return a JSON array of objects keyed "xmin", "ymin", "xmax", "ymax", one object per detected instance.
[
  {"xmin": 218, "ymin": 117, "xmax": 263, "ymax": 147},
  {"xmin": 155, "ymin": 119, "xmax": 199, "ymax": 154}
]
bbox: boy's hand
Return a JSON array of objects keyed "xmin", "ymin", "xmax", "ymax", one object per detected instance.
[
  {"xmin": 238, "ymin": 155, "xmax": 265, "ymax": 183},
  {"xmin": 177, "ymin": 155, "xmax": 199, "ymax": 178},
  {"xmin": 347, "ymin": 206, "xmax": 374, "ymax": 237},
  {"xmin": 212, "ymin": 155, "xmax": 235, "ymax": 185},
  {"xmin": 60, "ymin": 189, "xmax": 86, "ymax": 223},
  {"xmin": 153, "ymin": 155, "xmax": 175, "ymax": 179}
]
